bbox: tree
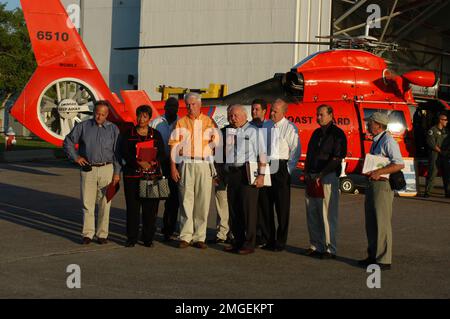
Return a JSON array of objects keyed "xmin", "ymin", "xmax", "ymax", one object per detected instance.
[{"xmin": 0, "ymin": 4, "xmax": 36, "ymax": 112}]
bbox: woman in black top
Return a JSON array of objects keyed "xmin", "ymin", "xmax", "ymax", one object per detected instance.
[{"xmin": 121, "ymin": 105, "xmax": 165, "ymax": 247}]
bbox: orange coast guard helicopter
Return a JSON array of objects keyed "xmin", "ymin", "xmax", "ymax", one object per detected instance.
[{"xmin": 10, "ymin": 0, "xmax": 450, "ymax": 193}]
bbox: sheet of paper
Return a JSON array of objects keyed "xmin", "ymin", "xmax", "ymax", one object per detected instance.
[
  {"xmin": 396, "ymin": 157, "xmax": 417, "ymax": 197},
  {"xmin": 246, "ymin": 162, "xmax": 271, "ymax": 186},
  {"xmin": 362, "ymin": 154, "xmax": 390, "ymax": 179}
]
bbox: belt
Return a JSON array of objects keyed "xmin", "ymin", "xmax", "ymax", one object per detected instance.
[
  {"xmin": 91, "ymin": 162, "xmax": 112, "ymax": 167},
  {"xmin": 370, "ymin": 177, "xmax": 389, "ymax": 182},
  {"xmin": 228, "ymin": 165, "xmax": 244, "ymax": 172},
  {"xmin": 270, "ymin": 159, "xmax": 288, "ymax": 163},
  {"xmin": 186, "ymin": 156, "xmax": 209, "ymax": 160},
  {"xmin": 181, "ymin": 156, "xmax": 210, "ymax": 162}
]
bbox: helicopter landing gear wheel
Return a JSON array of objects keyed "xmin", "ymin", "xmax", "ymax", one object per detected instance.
[
  {"xmin": 38, "ymin": 79, "xmax": 97, "ymax": 139},
  {"xmin": 340, "ymin": 177, "xmax": 356, "ymax": 194}
]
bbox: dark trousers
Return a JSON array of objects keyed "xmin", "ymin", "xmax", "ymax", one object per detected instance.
[
  {"xmin": 227, "ymin": 166, "xmax": 259, "ymax": 249},
  {"xmin": 257, "ymin": 187, "xmax": 271, "ymax": 245},
  {"xmin": 427, "ymin": 154, "xmax": 450, "ymax": 195},
  {"xmin": 161, "ymin": 162, "xmax": 180, "ymax": 237},
  {"xmin": 262, "ymin": 161, "xmax": 291, "ymax": 247},
  {"xmin": 123, "ymin": 177, "xmax": 159, "ymax": 243}
]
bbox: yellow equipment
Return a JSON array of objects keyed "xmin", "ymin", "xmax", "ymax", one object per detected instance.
[{"xmin": 156, "ymin": 83, "xmax": 228, "ymax": 101}]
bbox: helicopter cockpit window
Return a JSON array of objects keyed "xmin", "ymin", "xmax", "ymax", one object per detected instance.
[{"xmin": 363, "ymin": 109, "xmax": 407, "ymax": 135}]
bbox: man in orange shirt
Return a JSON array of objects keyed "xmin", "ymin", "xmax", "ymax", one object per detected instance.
[{"xmin": 169, "ymin": 92, "xmax": 218, "ymax": 249}]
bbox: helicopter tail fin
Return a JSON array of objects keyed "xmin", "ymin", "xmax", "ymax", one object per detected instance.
[
  {"xmin": 20, "ymin": 0, "xmax": 96, "ymax": 70},
  {"xmin": 9, "ymin": 0, "xmax": 131, "ymax": 146}
]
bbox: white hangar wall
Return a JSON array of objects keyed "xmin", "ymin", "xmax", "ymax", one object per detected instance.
[
  {"xmin": 62, "ymin": 0, "xmax": 141, "ymax": 94},
  {"xmin": 138, "ymin": 0, "xmax": 332, "ymax": 100}
]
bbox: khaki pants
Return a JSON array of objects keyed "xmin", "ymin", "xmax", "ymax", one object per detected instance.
[
  {"xmin": 305, "ymin": 173, "xmax": 340, "ymax": 254},
  {"xmin": 214, "ymin": 180, "xmax": 230, "ymax": 241},
  {"xmin": 178, "ymin": 162, "xmax": 213, "ymax": 243},
  {"xmin": 80, "ymin": 164, "xmax": 114, "ymax": 239},
  {"xmin": 365, "ymin": 180, "xmax": 394, "ymax": 264}
]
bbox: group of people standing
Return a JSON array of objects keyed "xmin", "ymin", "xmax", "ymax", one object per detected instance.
[{"xmin": 63, "ymin": 95, "xmax": 418, "ymax": 271}]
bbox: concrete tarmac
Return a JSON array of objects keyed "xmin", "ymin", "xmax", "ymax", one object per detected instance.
[{"xmin": 0, "ymin": 160, "xmax": 449, "ymax": 299}]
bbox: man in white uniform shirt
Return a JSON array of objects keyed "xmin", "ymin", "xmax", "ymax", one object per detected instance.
[{"xmin": 261, "ymin": 98, "xmax": 301, "ymax": 251}]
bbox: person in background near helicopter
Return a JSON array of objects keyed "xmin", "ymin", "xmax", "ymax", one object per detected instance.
[{"xmin": 424, "ymin": 112, "xmax": 448, "ymax": 198}]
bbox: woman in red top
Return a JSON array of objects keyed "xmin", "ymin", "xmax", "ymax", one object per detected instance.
[{"xmin": 121, "ymin": 105, "xmax": 165, "ymax": 247}]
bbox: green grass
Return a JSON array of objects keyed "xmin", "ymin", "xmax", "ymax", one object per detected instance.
[{"xmin": 0, "ymin": 135, "xmax": 59, "ymax": 152}]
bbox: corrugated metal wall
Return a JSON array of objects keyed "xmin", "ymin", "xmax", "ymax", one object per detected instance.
[
  {"xmin": 138, "ymin": 0, "xmax": 331, "ymax": 100},
  {"xmin": 63, "ymin": 0, "xmax": 141, "ymax": 94}
]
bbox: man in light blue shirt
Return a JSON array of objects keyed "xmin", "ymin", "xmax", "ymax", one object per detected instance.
[
  {"xmin": 63, "ymin": 100, "xmax": 121, "ymax": 245},
  {"xmin": 223, "ymin": 104, "xmax": 267, "ymax": 255},
  {"xmin": 359, "ymin": 112, "xmax": 404, "ymax": 270}
]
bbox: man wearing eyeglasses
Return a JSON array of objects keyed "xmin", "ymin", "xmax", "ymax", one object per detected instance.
[{"xmin": 424, "ymin": 112, "xmax": 448, "ymax": 198}]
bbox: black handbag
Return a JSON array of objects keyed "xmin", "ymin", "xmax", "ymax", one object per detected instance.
[
  {"xmin": 139, "ymin": 177, "xmax": 170, "ymax": 199},
  {"xmin": 371, "ymin": 132, "xmax": 406, "ymax": 191},
  {"xmin": 139, "ymin": 165, "xmax": 170, "ymax": 199},
  {"xmin": 389, "ymin": 170, "xmax": 406, "ymax": 190}
]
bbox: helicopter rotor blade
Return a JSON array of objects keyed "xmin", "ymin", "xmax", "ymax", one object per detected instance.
[
  {"xmin": 115, "ymin": 41, "xmax": 331, "ymax": 51},
  {"xmin": 114, "ymin": 38, "xmax": 450, "ymax": 59},
  {"xmin": 397, "ymin": 46, "xmax": 450, "ymax": 57}
]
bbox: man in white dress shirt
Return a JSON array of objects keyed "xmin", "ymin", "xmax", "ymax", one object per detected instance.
[{"xmin": 261, "ymin": 98, "xmax": 301, "ymax": 251}]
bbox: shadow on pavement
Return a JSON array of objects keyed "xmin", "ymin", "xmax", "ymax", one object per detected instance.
[
  {"xmin": 398, "ymin": 195, "xmax": 450, "ymax": 205},
  {"xmin": 284, "ymin": 245, "xmax": 361, "ymax": 268},
  {"xmin": 0, "ymin": 164, "xmax": 61, "ymax": 176},
  {"xmin": 0, "ymin": 183, "xmax": 223, "ymax": 248},
  {"xmin": 0, "ymin": 183, "xmax": 127, "ymax": 244}
]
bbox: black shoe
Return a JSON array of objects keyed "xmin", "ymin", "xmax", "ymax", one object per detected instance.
[
  {"xmin": 178, "ymin": 240, "xmax": 191, "ymax": 249},
  {"xmin": 163, "ymin": 234, "xmax": 177, "ymax": 242},
  {"xmin": 125, "ymin": 241, "xmax": 136, "ymax": 248},
  {"xmin": 143, "ymin": 241, "xmax": 154, "ymax": 248},
  {"xmin": 377, "ymin": 263, "xmax": 391, "ymax": 271},
  {"xmin": 305, "ymin": 249, "xmax": 323, "ymax": 258},
  {"xmin": 82, "ymin": 237, "xmax": 92, "ymax": 245},
  {"xmin": 97, "ymin": 238, "xmax": 108, "ymax": 245},
  {"xmin": 238, "ymin": 247, "xmax": 255, "ymax": 255},
  {"xmin": 358, "ymin": 257, "xmax": 376, "ymax": 267},
  {"xmin": 224, "ymin": 245, "xmax": 238, "ymax": 253},
  {"xmin": 208, "ymin": 238, "xmax": 226, "ymax": 244},
  {"xmin": 192, "ymin": 241, "xmax": 208, "ymax": 249},
  {"xmin": 322, "ymin": 252, "xmax": 336, "ymax": 259},
  {"xmin": 273, "ymin": 244, "xmax": 285, "ymax": 252},
  {"xmin": 423, "ymin": 193, "xmax": 430, "ymax": 198},
  {"xmin": 261, "ymin": 243, "xmax": 275, "ymax": 251}
]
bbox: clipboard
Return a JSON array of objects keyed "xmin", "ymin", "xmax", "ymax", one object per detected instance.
[
  {"xmin": 136, "ymin": 140, "xmax": 157, "ymax": 162},
  {"xmin": 362, "ymin": 154, "xmax": 390, "ymax": 178},
  {"xmin": 106, "ymin": 182, "xmax": 120, "ymax": 203},
  {"xmin": 246, "ymin": 162, "xmax": 271, "ymax": 186},
  {"xmin": 305, "ymin": 179, "xmax": 324, "ymax": 198}
]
